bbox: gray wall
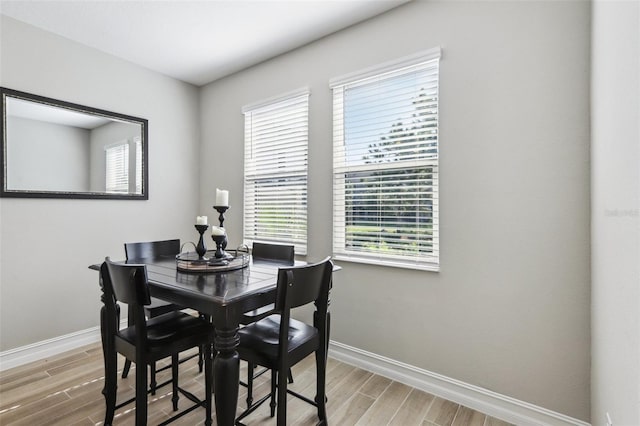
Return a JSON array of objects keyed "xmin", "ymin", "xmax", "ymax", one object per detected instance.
[
  {"xmin": 200, "ymin": 1, "xmax": 591, "ymax": 421},
  {"xmin": 0, "ymin": 16, "xmax": 201, "ymax": 350},
  {"xmin": 591, "ymin": 1, "xmax": 640, "ymax": 425}
]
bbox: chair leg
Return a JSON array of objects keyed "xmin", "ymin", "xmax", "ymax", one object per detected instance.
[
  {"xmin": 287, "ymin": 368, "xmax": 294, "ymax": 384},
  {"xmin": 171, "ymin": 354, "xmax": 179, "ymax": 411},
  {"xmin": 315, "ymin": 349, "xmax": 327, "ymax": 423},
  {"xmin": 150, "ymin": 363, "xmax": 157, "ymax": 395},
  {"xmin": 122, "ymin": 359, "xmax": 132, "ymax": 378},
  {"xmin": 270, "ymin": 371, "xmax": 277, "ymax": 418},
  {"xmin": 246, "ymin": 362, "xmax": 254, "ymax": 409},
  {"xmin": 276, "ymin": 367, "xmax": 288, "ymax": 426},
  {"xmin": 135, "ymin": 358, "xmax": 148, "ymax": 426}
]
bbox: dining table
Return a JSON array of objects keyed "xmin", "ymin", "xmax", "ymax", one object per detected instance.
[{"xmin": 92, "ymin": 249, "xmax": 312, "ymax": 426}]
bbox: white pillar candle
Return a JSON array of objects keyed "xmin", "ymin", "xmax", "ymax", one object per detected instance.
[
  {"xmin": 211, "ymin": 226, "xmax": 226, "ymax": 236},
  {"xmin": 215, "ymin": 188, "xmax": 229, "ymax": 207},
  {"xmin": 196, "ymin": 216, "xmax": 208, "ymax": 225}
]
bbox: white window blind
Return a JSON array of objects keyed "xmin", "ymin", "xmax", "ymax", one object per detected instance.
[
  {"xmin": 243, "ymin": 90, "xmax": 309, "ymax": 255},
  {"xmin": 331, "ymin": 48, "xmax": 440, "ymax": 271},
  {"xmin": 105, "ymin": 142, "xmax": 129, "ymax": 193}
]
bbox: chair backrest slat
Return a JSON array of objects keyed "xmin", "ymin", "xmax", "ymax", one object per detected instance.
[
  {"xmin": 125, "ymin": 239, "xmax": 180, "ymax": 261},
  {"xmin": 252, "ymin": 242, "xmax": 295, "ymax": 264}
]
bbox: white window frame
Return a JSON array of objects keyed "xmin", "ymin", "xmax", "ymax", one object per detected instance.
[
  {"xmin": 242, "ymin": 88, "xmax": 310, "ymax": 255},
  {"xmin": 331, "ymin": 47, "xmax": 441, "ymax": 271}
]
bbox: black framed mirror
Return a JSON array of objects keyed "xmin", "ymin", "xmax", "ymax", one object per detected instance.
[{"xmin": 1, "ymin": 87, "xmax": 148, "ymax": 199}]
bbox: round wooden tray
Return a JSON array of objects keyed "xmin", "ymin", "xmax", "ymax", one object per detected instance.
[{"xmin": 175, "ymin": 250, "xmax": 249, "ymax": 273}]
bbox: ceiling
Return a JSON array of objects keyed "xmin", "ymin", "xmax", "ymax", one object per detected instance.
[{"xmin": 0, "ymin": 0, "xmax": 410, "ymax": 86}]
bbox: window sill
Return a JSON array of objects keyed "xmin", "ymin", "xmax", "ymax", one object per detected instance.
[{"xmin": 332, "ymin": 254, "xmax": 440, "ymax": 272}]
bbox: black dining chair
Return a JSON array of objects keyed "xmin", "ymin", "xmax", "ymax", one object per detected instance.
[
  {"xmin": 251, "ymin": 241, "xmax": 295, "ymax": 263},
  {"xmin": 235, "ymin": 257, "xmax": 333, "ymax": 426},
  {"xmin": 100, "ymin": 258, "xmax": 214, "ymax": 426},
  {"xmin": 240, "ymin": 242, "xmax": 295, "ymax": 324},
  {"xmin": 239, "ymin": 242, "xmax": 295, "ymax": 407},
  {"xmin": 121, "ymin": 239, "xmax": 204, "ymax": 393}
]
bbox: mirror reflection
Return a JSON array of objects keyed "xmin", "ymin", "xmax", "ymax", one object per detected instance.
[{"xmin": 1, "ymin": 87, "xmax": 148, "ymax": 199}]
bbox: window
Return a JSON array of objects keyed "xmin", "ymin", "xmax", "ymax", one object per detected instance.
[
  {"xmin": 105, "ymin": 141, "xmax": 129, "ymax": 193},
  {"xmin": 331, "ymin": 48, "xmax": 440, "ymax": 271},
  {"xmin": 243, "ymin": 89, "xmax": 309, "ymax": 254}
]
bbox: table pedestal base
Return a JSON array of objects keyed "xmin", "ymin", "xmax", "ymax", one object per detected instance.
[{"xmin": 214, "ymin": 327, "xmax": 240, "ymax": 425}]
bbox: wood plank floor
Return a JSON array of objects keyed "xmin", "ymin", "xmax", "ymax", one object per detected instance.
[{"xmin": 0, "ymin": 343, "xmax": 514, "ymax": 426}]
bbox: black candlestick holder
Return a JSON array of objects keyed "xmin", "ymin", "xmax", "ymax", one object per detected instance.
[
  {"xmin": 213, "ymin": 205, "xmax": 229, "ymax": 228},
  {"xmin": 213, "ymin": 205, "xmax": 229, "ymax": 252},
  {"xmin": 211, "ymin": 234, "xmax": 226, "ymax": 259},
  {"xmin": 194, "ymin": 224, "xmax": 209, "ymax": 259}
]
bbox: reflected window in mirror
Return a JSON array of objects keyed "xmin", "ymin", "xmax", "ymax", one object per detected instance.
[
  {"xmin": 1, "ymin": 87, "xmax": 148, "ymax": 199},
  {"xmin": 105, "ymin": 141, "xmax": 129, "ymax": 193}
]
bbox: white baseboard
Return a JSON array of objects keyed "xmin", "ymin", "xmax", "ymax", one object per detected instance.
[
  {"xmin": 328, "ymin": 340, "xmax": 591, "ymax": 426},
  {"xmin": 0, "ymin": 322, "xmax": 123, "ymax": 372}
]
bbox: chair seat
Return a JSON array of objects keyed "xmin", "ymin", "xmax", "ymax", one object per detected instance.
[
  {"xmin": 116, "ymin": 311, "xmax": 214, "ymax": 361},
  {"xmin": 238, "ymin": 315, "xmax": 319, "ymax": 364}
]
